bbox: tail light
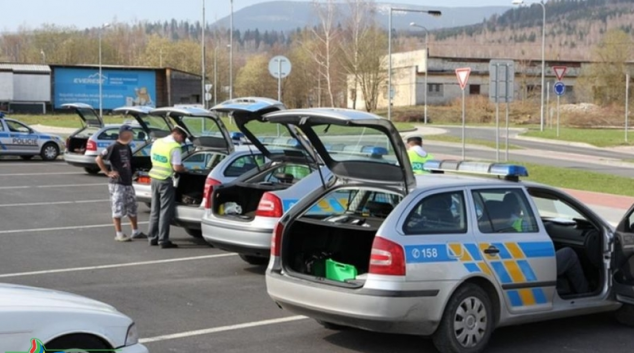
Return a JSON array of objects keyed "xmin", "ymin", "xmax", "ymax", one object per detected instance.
[
  {"xmin": 256, "ymin": 192, "xmax": 283, "ymax": 218},
  {"xmin": 271, "ymin": 222, "xmax": 284, "ymax": 257},
  {"xmin": 137, "ymin": 175, "xmax": 151, "ymax": 185},
  {"xmin": 203, "ymin": 178, "xmax": 221, "ymax": 210},
  {"xmin": 86, "ymin": 140, "xmax": 97, "ymax": 152},
  {"xmin": 65, "ymin": 137, "xmax": 70, "ymax": 150},
  {"xmin": 369, "ymin": 237, "xmax": 406, "ymax": 276}
]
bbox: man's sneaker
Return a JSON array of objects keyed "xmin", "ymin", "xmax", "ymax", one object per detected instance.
[
  {"xmin": 131, "ymin": 231, "xmax": 148, "ymax": 240},
  {"xmin": 115, "ymin": 234, "xmax": 132, "ymax": 242},
  {"xmin": 160, "ymin": 242, "xmax": 179, "ymax": 249},
  {"xmin": 149, "ymin": 239, "xmax": 158, "ymax": 246}
]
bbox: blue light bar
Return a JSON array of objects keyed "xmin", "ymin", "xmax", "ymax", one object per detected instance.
[
  {"xmin": 422, "ymin": 160, "xmax": 529, "ymax": 178},
  {"xmin": 361, "ymin": 146, "xmax": 388, "ymax": 156},
  {"xmin": 231, "ymin": 132, "xmax": 245, "ymax": 140},
  {"xmin": 0, "ymin": 112, "xmax": 4, "ymax": 118}
]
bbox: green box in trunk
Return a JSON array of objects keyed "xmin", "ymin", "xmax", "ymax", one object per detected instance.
[{"xmin": 325, "ymin": 259, "xmax": 358, "ymax": 282}]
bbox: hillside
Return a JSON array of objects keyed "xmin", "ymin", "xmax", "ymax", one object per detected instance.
[
  {"xmin": 211, "ymin": 1, "xmax": 510, "ymax": 32},
  {"xmin": 424, "ymin": 0, "xmax": 634, "ymax": 61}
]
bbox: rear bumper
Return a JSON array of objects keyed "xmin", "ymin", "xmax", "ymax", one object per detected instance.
[
  {"xmin": 118, "ymin": 343, "xmax": 149, "ymax": 353},
  {"xmin": 201, "ymin": 214, "xmax": 276, "ymax": 256},
  {"xmin": 266, "ymin": 271, "xmax": 449, "ymax": 336},
  {"xmin": 173, "ymin": 206, "xmax": 205, "ymax": 230},
  {"xmin": 133, "ymin": 183, "xmax": 152, "ymax": 204},
  {"xmin": 64, "ymin": 152, "xmax": 99, "ymax": 168}
]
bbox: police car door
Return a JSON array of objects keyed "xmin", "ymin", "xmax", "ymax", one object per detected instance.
[
  {"xmin": 5, "ymin": 120, "xmax": 38, "ymax": 155},
  {"xmin": 0, "ymin": 119, "xmax": 8, "ymax": 154},
  {"xmin": 470, "ymin": 187, "xmax": 557, "ymax": 314},
  {"xmin": 613, "ymin": 205, "xmax": 634, "ymax": 305}
]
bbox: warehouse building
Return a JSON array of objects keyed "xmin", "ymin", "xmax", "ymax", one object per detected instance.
[{"xmin": 0, "ymin": 64, "xmax": 51, "ymax": 114}]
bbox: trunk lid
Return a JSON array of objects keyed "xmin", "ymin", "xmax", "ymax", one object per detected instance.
[
  {"xmin": 112, "ymin": 106, "xmax": 173, "ymax": 138},
  {"xmin": 151, "ymin": 106, "xmax": 234, "ymax": 154},
  {"xmin": 211, "ymin": 97, "xmax": 317, "ymax": 164},
  {"xmin": 264, "ymin": 108, "xmax": 415, "ymax": 192},
  {"xmin": 62, "ymin": 103, "xmax": 103, "ymax": 128}
]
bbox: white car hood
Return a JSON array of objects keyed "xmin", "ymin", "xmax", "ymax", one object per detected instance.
[{"xmin": 0, "ymin": 283, "xmax": 117, "ymax": 313}]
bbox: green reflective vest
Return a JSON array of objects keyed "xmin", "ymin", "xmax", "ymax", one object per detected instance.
[
  {"xmin": 408, "ymin": 149, "xmax": 434, "ymax": 175},
  {"xmin": 149, "ymin": 138, "xmax": 181, "ymax": 180},
  {"xmin": 512, "ymin": 218, "xmax": 524, "ymax": 232}
]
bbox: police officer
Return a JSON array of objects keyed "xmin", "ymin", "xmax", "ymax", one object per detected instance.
[
  {"xmin": 406, "ymin": 135, "xmax": 434, "ymax": 175},
  {"xmin": 147, "ymin": 126, "xmax": 187, "ymax": 248}
]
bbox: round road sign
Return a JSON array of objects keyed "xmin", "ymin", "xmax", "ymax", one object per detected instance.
[
  {"xmin": 269, "ymin": 56, "xmax": 292, "ymax": 79},
  {"xmin": 554, "ymin": 82, "xmax": 566, "ymax": 96}
]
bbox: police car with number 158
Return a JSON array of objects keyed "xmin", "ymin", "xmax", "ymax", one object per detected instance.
[
  {"xmin": 265, "ymin": 108, "xmax": 634, "ymax": 353},
  {"xmin": 0, "ymin": 112, "xmax": 65, "ymax": 161}
]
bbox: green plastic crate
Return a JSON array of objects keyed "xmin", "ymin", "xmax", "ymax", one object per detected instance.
[{"xmin": 325, "ymin": 259, "xmax": 358, "ymax": 282}]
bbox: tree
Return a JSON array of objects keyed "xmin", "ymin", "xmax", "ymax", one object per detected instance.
[
  {"xmin": 577, "ymin": 29, "xmax": 633, "ymax": 105},
  {"xmin": 355, "ymin": 27, "xmax": 387, "ymax": 112},
  {"xmin": 234, "ymin": 54, "xmax": 277, "ymax": 98}
]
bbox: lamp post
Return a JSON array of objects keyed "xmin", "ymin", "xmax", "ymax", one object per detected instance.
[
  {"xmin": 229, "ymin": 0, "xmax": 234, "ymax": 100},
  {"xmin": 40, "ymin": 50, "xmax": 46, "ymax": 64},
  {"xmin": 98, "ymin": 23, "xmax": 110, "ymax": 118},
  {"xmin": 513, "ymin": 0, "xmax": 546, "ymax": 131},
  {"xmin": 202, "ymin": 0, "xmax": 206, "ymax": 108},
  {"xmin": 409, "ymin": 22, "xmax": 430, "ymax": 124},
  {"xmin": 388, "ymin": 8, "xmax": 441, "ymax": 121}
]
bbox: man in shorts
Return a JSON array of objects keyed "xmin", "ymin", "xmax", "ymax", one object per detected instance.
[{"xmin": 96, "ymin": 125, "xmax": 146, "ymax": 242}]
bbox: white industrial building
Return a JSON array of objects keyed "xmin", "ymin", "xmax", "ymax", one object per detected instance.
[{"xmin": 0, "ymin": 64, "xmax": 51, "ymax": 113}]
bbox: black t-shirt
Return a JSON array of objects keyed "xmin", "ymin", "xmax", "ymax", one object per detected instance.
[{"xmin": 101, "ymin": 142, "xmax": 134, "ymax": 185}]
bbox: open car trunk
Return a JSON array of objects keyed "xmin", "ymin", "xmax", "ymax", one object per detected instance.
[
  {"xmin": 67, "ymin": 136, "xmax": 89, "ymax": 154},
  {"xmin": 176, "ymin": 171, "xmax": 209, "ymax": 206},
  {"xmin": 213, "ymin": 179, "xmax": 295, "ymax": 221}
]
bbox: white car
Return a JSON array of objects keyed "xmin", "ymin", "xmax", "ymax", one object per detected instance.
[
  {"xmin": 0, "ymin": 283, "xmax": 147, "ymax": 353},
  {"xmin": 0, "ymin": 112, "xmax": 65, "ymax": 161}
]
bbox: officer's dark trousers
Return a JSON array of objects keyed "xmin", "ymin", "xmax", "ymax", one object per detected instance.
[
  {"xmin": 557, "ymin": 247, "xmax": 589, "ymax": 294},
  {"xmin": 148, "ymin": 178, "xmax": 175, "ymax": 245}
]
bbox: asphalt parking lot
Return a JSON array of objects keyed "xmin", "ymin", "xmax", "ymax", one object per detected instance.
[{"xmin": 1, "ymin": 159, "xmax": 634, "ymax": 353}]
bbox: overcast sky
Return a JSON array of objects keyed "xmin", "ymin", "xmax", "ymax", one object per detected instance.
[{"xmin": 1, "ymin": 0, "xmax": 517, "ymax": 31}]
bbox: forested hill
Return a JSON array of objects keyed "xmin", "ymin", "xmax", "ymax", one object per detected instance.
[{"xmin": 426, "ymin": 0, "xmax": 634, "ymax": 61}]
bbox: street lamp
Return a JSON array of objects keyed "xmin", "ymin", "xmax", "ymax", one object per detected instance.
[
  {"xmin": 388, "ymin": 8, "xmax": 441, "ymax": 121},
  {"xmin": 513, "ymin": 0, "xmax": 546, "ymax": 131},
  {"xmin": 202, "ymin": 0, "xmax": 206, "ymax": 108},
  {"xmin": 98, "ymin": 23, "xmax": 111, "ymax": 118},
  {"xmin": 229, "ymin": 0, "xmax": 234, "ymax": 100},
  {"xmin": 410, "ymin": 22, "xmax": 430, "ymax": 124}
]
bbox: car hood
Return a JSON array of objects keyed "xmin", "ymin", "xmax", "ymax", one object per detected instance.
[{"xmin": 0, "ymin": 283, "xmax": 117, "ymax": 313}]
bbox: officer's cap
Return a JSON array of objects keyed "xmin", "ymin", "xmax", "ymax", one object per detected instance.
[{"xmin": 406, "ymin": 134, "xmax": 423, "ymax": 144}]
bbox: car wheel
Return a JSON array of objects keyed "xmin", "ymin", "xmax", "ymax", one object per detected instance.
[
  {"xmin": 239, "ymin": 254, "xmax": 269, "ymax": 266},
  {"xmin": 45, "ymin": 334, "xmax": 110, "ymax": 353},
  {"xmin": 40, "ymin": 143, "xmax": 60, "ymax": 161},
  {"xmin": 316, "ymin": 319, "xmax": 348, "ymax": 331},
  {"xmin": 184, "ymin": 228, "xmax": 203, "ymax": 238},
  {"xmin": 615, "ymin": 304, "xmax": 634, "ymax": 326},
  {"xmin": 84, "ymin": 167, "xmax": 100, "ymax": 175},
  {"xmin": 20, "ymin": 155, "xmax": 34, "ymax": 160},
  {"xmin": 432, "ymin": 283, "xmax": 494, "ymax": 353}
]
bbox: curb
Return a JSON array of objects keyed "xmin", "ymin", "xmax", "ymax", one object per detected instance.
[{"xmin": 515, "ymin": 135, "xmax": 601, "ymax": 149}]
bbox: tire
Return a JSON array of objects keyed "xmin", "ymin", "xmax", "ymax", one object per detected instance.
[
  {"xmin": 316, "ymin": 319, "xmax": 348, "ymax": 331},
  {"xmin": 615, "ymin": 304, "xmax": 634, "ymax": 326},
  {"xmin": 20, "ymin": 155, "xmax": 34, "ymax": 160},
  {"xmin": 432, "ymin": 283, "xmax": 494, "ymax": 353},
  {"xmin": 45, "ymin": 334, "xmax": 110, "ymax": 353},
  {"xmin": 184, "ymin": 228, "xmax": 203, "ymax": 238},
  {"xmin": 239, "ymin": 254, "xmax": 270, "ymax": 266},
  {"xmin": 40, "ymin": 143, "xmax": 60, "ymax": 161},
  {"xmin": 84, "ymin": 167, "xmax": 100, "ymax": 175}
]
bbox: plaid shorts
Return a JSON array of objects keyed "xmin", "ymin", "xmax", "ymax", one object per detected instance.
[{"xmin": 108, "ymin": 184, "xmax": 138, "ymax": 218}]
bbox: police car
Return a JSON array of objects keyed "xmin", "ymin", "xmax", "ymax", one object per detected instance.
[
  {"xmin": 265, "ymin": 109, "xmax": 634, "ymax": 353},
  {"xmin": 63, "ymin": 103, "xmax": 169, "ymax": 174},
  {"xmin": 0, "ymin": 112, "xmax": 65, "ymax": 161}
]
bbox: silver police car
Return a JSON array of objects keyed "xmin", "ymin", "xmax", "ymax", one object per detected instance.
[
  {"xmin": 0, "ymin": 112, "xmax": 65, "ymax": 161},
  {"xmin": 265, "ymin": 108, "xmax": 634, "ymax": 353},
  {"xmin": 63, "ymin": 103, "xmax": 167, "ymax": 174}
]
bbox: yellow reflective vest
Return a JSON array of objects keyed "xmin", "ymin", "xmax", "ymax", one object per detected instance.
[
  {"xmin": 149, "ymin": 137, "xmax": 181, "ymax": 180},
  {"xmin": 408, "ymin": 149, "xmax": 434, "ymax": 175}
]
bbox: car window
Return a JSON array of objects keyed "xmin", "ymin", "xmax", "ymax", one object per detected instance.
[
  {"xmin": 403, "ymin": 191, "xmax": 467, "ymax": 235},
  {"xmin": 303, "ymin": 188, "xmax": 402, "ymax": 219},
  {"xmin": 262, "ymin": 163, "xmax": 312, "ymax": 183},
  {"xmin": 132, "ymin": 128, "xmax": 149, "ymax": 141},
  {"xmin": 224, "ymin": 154, "xmax": 265, "ymax": 177},
  {"xmin": 97, "ymin": 128, "xmax": 120, "ymax": 141},
  {"xmin": 472, "ymin": 188, "xmax": 539, "ymax": 234},
  {"xmin": 183, "ymin": 152, "xmax": 226, "ymax": 171},
  {"xmin": 6, "ymin": 120, "xmax": 30, "ymax": 133},
  {"xmin": 0, "ymin": 122, "xmax": 4, "ymax": 131},
  {"xmin": 529, "ymin": 193, "xmax": 587, "ymax": 222},
  {"xmin": 312, "ymin": 126, "xmax": 399, "ymax": 167}
]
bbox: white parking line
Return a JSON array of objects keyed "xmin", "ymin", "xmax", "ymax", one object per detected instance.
[
  {"xmin": 0, "ymin": 199, "xmax": 109, "ymax": 207},
  {"xmin": 0, "ymin": 172, "xmax": 85, "ymax": 176},
  {"xmin": 139, "ymin": 316, "xmax": 307, "ymax": 344},
  {"xmin": 0, "ymin": 162, "xmax": 67, "ymax": 167},
  {"xmin": 0, "ymin": 253, "xmax": 237, "ymax": 278},
  {"xmin": 0, "ymin": 221, "xmax": 149, "ymax": 235},
  {"xmin": 0, "ymin": 183, "xmax": 105, "ymax": 190}
]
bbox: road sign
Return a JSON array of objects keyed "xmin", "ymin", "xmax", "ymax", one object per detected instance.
[
  {"xmin": 553, "ymin": 66, "xmax": 567, "ymax": 81},
  {"xmin": 489, "ymin": 60, "xmax": 515, "ymax": 103},
  {"xmin": 554, "ymin": 81, "xmax": 566, "ymax": 96},
  {"xmin": 205, "ymin": 84, "xmax": 212, "ymax": 92},
  {"xmin": 205, "ymin": 93, "xmax": 212, "ymax": 101},
  {"xmin": 269, "ymin": 56, "xmax": 292, "ymax": 79},
  {"xmin": 455, "ymin": 68, "xmax": 471, "ymax": 90},
  {"xmin": 390, "ymin": 87, "xmax": 396, "ymax": 99}
]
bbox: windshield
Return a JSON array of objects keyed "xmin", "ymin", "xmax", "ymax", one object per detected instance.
[
  {"xmin": 181, "ymin": 116, "xmax": 224, "ymax": 138},
  {"xmin": 312, "ymin": 125, "xmax": 399, "ymax": 167}
]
